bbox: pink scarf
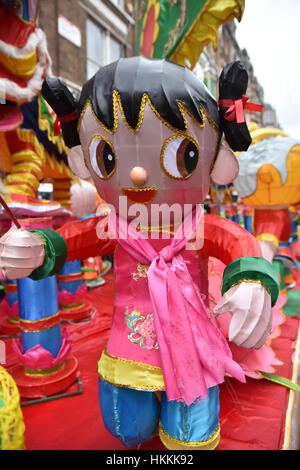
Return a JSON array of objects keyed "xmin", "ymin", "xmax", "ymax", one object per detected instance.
[{"xmin": 111, "ymin": 207, "xmax": 245, "ymax": 405}]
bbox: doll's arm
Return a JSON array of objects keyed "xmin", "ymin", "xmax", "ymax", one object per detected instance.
[
  {"xmin": 201, "ymin": 214, "xmax": 278, "ymax": 305},
  {"xmin": 200, "ymin": 214, "xmax": 279, "ymax": 349},
  {"xmin": 201, "ymin": 214, "xmax": 263, "ymax": 263},
  {"xmin": 0, "ymin": 216, "xmax": 116, "ymax": 281},
  {"xmin": 56, "ymin": 215, "xmax": 117, "ymax": 262},
  {"xmin": 28, "ymin": 216, "xmax": 117, "ymax": 280}
]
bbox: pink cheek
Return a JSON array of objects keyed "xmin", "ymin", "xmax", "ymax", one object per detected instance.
[
  {"xmin": 95, "ymin": 182, "xmax": 118, "ymax": 204},
  {"xmin": 160, "ymin": 185, "xmax": 207, "ymax": 205},
  {"xmin": 170, "ymin": 187, "xmax": 192, "ymax": 203}
]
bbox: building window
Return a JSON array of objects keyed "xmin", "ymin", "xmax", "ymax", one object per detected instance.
[
  {"xmin": 86, "ymin": 19, "xmax": 103, "ymax": 79},
  {"xmin": 110, "ymin": 36, "xmax": 124, "ymax": 63},
  {"xmin": 110, "ymin": 0, "xmax": 124, "ymax": 9},
  {"xmin": 86, "ymin": 19, "xmax": 125, "ymax": 79}
]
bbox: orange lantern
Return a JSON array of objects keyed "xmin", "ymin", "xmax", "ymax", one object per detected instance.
[{"xmin": 234, "ymin": 128, "xmax": 300, "ymax": 207}]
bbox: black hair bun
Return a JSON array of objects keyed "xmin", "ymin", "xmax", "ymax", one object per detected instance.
[
  {"xmin": 42, "ymin": 77, "xmax": 80, "ymax": 148},
  {"xmin": 218, "ymin": 61, "xmax": 252, "ymax": 152}
]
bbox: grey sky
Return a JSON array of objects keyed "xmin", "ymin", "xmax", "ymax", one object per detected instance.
[{"xmin": 235, "ymin": 0, "xmax": 300, "ymax": 140}]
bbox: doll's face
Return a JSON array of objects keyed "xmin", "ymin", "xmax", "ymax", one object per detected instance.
[{"xmin": 79, "ymin": 97, "xmax": 219, "ymax": 218}]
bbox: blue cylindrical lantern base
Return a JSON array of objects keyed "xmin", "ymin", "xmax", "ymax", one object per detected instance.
[
  {"xmin": 9, "ymin": 276, "xmax": 78, "ymax": 399},
  {"xmin": 58, "ymin": 260, "xmax": 92, "ymax": 322}
]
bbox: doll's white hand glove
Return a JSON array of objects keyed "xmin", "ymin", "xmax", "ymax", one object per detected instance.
[
  {"xmin": 0, "ymin": 227, "xmax": 45, "ymax": 280},
  {"xmin": 213, "ymin": 281, "xmax": 272, "ymax": 349}
]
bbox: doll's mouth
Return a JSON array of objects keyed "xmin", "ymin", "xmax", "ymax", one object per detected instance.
[{"xmin": 121, "ymin": 187, "xmax": 158, "ymax": 204}]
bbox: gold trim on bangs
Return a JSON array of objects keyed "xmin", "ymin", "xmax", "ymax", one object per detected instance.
[
  {"xmin": 78, "ymin": 91, "xmax": 210, "ymax": 135},
  {"xmin": 87, "ymin": 134, "xmax": 117, "ymax": 180},
  {"xmin": 179, "ymin": 102, "xmax": 204, "ymax": 131},
  {"xmin": 160, "ymin": 133, "xmax": 200, "ymax": 181},
  {"xmin": 78, "ymin": 90, "xmax": 221, "ymax": 173}
]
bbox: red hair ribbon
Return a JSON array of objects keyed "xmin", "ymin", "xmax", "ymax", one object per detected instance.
[
  {"xmin": 53, "ymin": 109, "xmax": 78, "ymax": 136},
  {"xmin": 53, "ymin": 117, "xmax": 61, "ymax": 136},
  {"xmin": 218, "ymin": 94, "xmax": 264, "ymax": 123}
]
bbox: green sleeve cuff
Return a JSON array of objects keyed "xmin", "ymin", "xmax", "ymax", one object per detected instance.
[
  {"xmin": 222, "ymin": 256, "xmax": 280, "ymax": 307},
  {"xmin": 28, "ymin": 229, "xmax": 68, "ymax": 280}
]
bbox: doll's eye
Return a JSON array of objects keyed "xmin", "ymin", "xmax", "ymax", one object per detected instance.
[
  {"xmin": 89, "ymin": 137, "xmax": 116, "ymax": 179},
  {"xmin": 161, "ymin": 136, "xmax": 199, "ymax": 179}
]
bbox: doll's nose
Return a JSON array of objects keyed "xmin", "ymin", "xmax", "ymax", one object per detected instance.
[{"xmin": 130, "ymin": 167, "xmax": 148, "ymax": 186}]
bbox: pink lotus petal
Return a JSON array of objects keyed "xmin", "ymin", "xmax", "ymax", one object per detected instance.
[
  {"xmin": 12, "ymin": 328, "xmax": 72, "ymax": 369},
  {"xmin": 229, "ymin": 342, "xmax": 283, "ymax": 379},
  {"xmin": 58, "ymin": 285, "xmax": 87, "ymax": 305},
  {"xmin": 1, "ymin": 296, "xmax": 19, "ymax": 317}
]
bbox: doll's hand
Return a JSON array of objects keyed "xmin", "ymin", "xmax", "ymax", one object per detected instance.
[
  {"xmin": 213, "ymin": 282, "xmax": 272, "ymax": 349},
  {"xmin": 0, "ymin": 227, "xmax": 45, "ymax": 280},
  {"xmin": 259, "ymin": 240, "xmax": 277, "ymax": 263}
]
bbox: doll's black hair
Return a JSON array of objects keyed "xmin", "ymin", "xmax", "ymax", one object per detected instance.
[
  {"xmin": 42, "ymin": 56, "xmax": 252, "ymax": 152},
  {"xmin": 218, "ymin": 60, "xmax": 253, "ymax": 151},
  {"xmin": 77, "ymin": 56, "xmax": 220, "ymax": 133}
]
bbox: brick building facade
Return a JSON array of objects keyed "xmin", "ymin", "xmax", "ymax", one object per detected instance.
[{"xmin": 38, "ymin": 0, "xmax": 135, "ymax": 98}]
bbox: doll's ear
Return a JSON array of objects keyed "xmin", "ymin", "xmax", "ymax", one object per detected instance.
[
  {"xmin": 67, "ymin": 145, "xmax": 91, "ymax": 179},
  {"xmin": 210, "ymin": 141, "xmax": 239, "ymax": 185}
]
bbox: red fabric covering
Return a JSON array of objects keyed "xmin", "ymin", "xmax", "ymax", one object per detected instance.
[
  {"xmin": 202, "ymin": 214, "xmax": 263, "ymax": 264},
  {"xmin": 57, "ymin": 216, "xmax": 117, "ymax": 262},
  {"xmin": 5, "ymin": 130, "xmax": 36, "ymax": 154},
  {"xmin": 218, "ymin": 316, "xmax": 299, "ymax": 450},
  {"xmin": 0, "ymin": 6, "xmax": 36, "ymax": 47},
  {"xmin": 254, "ymin": 209, "xmax": 292, "ymax": 243},
  {"xmin": 58, "ymin": 213, "xmax": 262, "ymax": 267},
  {"xmin": 2, "ymin": 270, "xmax": 299, "ymax": 450}
]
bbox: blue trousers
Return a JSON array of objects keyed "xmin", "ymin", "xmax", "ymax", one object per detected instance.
[{"xmin": 98, "ymin": 378, "xmax": 219, "ymax": 448}]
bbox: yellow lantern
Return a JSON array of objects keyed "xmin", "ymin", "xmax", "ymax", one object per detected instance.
[{"xmin": 0, "ymin": 366, "xmax": 25, "ymax": 450}]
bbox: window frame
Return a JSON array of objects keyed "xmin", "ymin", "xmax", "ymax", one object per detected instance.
[{"xmin": 86, "ymin": 16, "xmax": 125, "ymax": 80}]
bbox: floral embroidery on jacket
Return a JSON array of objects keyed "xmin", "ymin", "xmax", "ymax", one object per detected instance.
[
  {"xmin": 125, "ymin": 308, "xmax": 158, "ymax": 349},
  {"xmin": 132, "ymin": 261, "xmax": 149, "ymax": 281}
]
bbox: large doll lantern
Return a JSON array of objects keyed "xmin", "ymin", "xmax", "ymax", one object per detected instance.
[{"xmin": 0, "ymin": 58, "xmax": 279, "ymax": 450}]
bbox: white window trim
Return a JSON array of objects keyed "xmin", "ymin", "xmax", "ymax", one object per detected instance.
[
  {"xmin": 86, "ymin": 17, "xmax": 125, "ymax": 78},
  {"xmin": 104, "ymin": 30, "xmax": 110, "ymax": 65},
  {"xmin": 80, "ymin": 1, "xmax": 132, "ymax": 51},
  {"xmin": 107, "ymin": 0, "xmax": 125, "ymax": 14},
  {"xmin": 79, "ymin": 0, "xmax": 133, "ymax": 39},
  {"xmin": 94, "ymin": 0, "xmax": 135, "ymax": 26}
]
